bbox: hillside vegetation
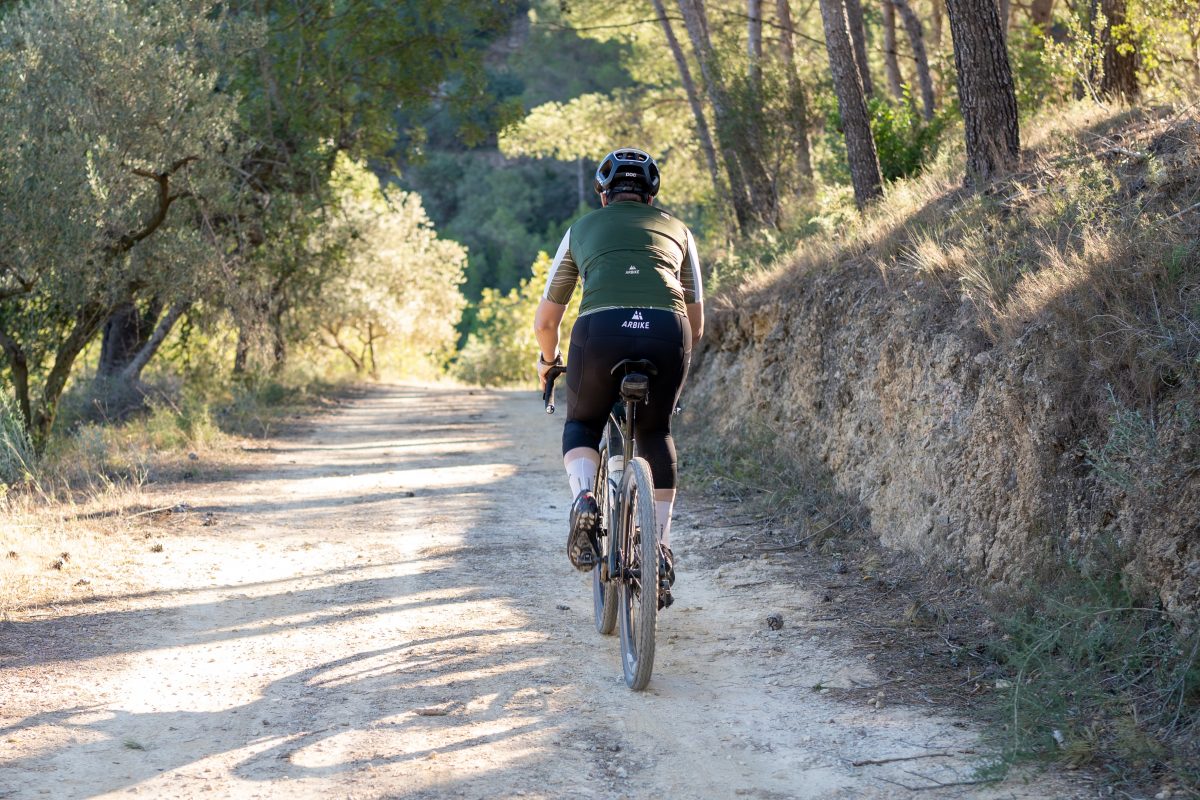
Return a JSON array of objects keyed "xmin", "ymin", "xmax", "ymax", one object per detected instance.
[{"xmin": 685, "ymin": 101, "xmax": 1200, "ymax": 788}]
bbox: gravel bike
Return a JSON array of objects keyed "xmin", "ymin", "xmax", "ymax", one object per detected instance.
[{"xmin": 543, "ymin": 360, "xmax": 665, "ymax": 690}]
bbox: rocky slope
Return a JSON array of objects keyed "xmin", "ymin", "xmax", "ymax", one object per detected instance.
[{"xmin": 686, "ymin": 115, "xmax": 1200, "ymax": 616}]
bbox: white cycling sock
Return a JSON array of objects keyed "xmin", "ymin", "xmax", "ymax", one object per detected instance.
[
  {"xmin": 565, "ymin": 457, "xmax": 597, "ymax": 499},
  {"xmin": 656, "ymin": 499, "xmax": 674, "ymax": 548}
]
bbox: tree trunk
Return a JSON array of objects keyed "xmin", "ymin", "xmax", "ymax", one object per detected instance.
[
  {"xmin": 998, "ymin": 0, "xmax": 1011, "ymax": 42},
  {"xmin": 576, "ymin": 157, "xmax": 586, "ymax": 208},
  {"xmin": 32, "ymin": 304, "xmax": 107, "ymax": 446},
  {"xmin": 118, "ymin": 302, "xmax": 189, "ymax": 384},
  {"xmin": 652, "ymin": 0, "xmax": 728, "ymax": 221},
  {"xmin": 931, "ymin": 0, "xmax": 944, "ymax": 51},
  {"xmin": 677, "ymin": 0, "xmax": 777, "ymax": 228},
  {"xmin": 748, "ymin": 0, "xmax": 763, "ymax": 88},
  {"xmin": 233, "ymin": 328, "xmax": 250, "ymax": 375},
  {"xmin": 323, "ymin": 325, "xmax": 364, "ymax": 374},
  {"xmin": 892, "ymin": 0, "xmax": 936, "ymax": 120},
  {"xmin": 1193, "ymin": 27, "xmax": 1200, "ymax": 90},
  {"xmin": 1029, "ymin": 0, "xmax": 1055, "ymax": 27},
  {"xmin": 1099, "ymin": 0, "xmax": 1138, "ymax": 101},
  {"xmin": 269, "ymin": 306, "xmax": 287, "ymax": 369},
  {"xmin": 97, "ymin": 299, "xmax": 163, "ymax": 378},
  {"xmin": 0, "ymin": 328, "xmax": 32, "ymax": 435},
  {"xmin": 776, "ymin": 0, "xmax": 814, "ymax": 181},
  {"xmin": 819, "ymin": 0, "xmax": 884, "ymax": 208},
  {"xmin": 844, "ymin": 0, "xmax": 876, "ymax": 97},
  {"xmin": 676, "ymin": 0, "xmax": 754, "ymax": 229},
  {"xmin": 366, "ymin": 323, "xmax": 380, "ymax": 380},
  {"xmin": 882, "ymin": 0, "xmax": 906, "ymax": 100},
  {"xmin": 946, "ymin": 0, "xmax": 1021, "ymax": 185}
]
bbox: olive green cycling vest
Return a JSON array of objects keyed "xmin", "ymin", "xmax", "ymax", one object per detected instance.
[{"xmin": 542, "ymin": 201, "xmax": 702, "ymax": 317}]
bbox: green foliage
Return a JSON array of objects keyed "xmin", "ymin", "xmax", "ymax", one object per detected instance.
[
  {"xmin": 395, "ymin": 3, "xmax": 635, "ymax": 306},
  {"xmin": 514, "ymin": 9, "xmax": 634, "ymax": 104},
  {"xmin": 1042, "ymin": 6, "xmax": 1112, "ymax": 104},
  {"xmin": 440, "ymin": 156, "xmax": 585, "ymax": 299},
  {"xmin": 498, "ymin": 86, "xmax": 714, "ymax": 214},
  {"xmin": 453, "ymin": 252, "xmax": 580, "ymax": 386},
  {"xmin": 1010, "ymin": 21, "xmax": 1072, "ymax": 115},
  {"xmin": 221, "ymin": 0, "xmax": 524, "ymax": 374},
  {"xmin": 705, "ymin": 226, "xmax": 819, "ymax": 297},
  {"xmin": 868, "ymin": 93, "xmax": 951, "ymax": 182},
  {"xmin": 235, "ymin": 0, "xmax": 521, "ymax": 164}
]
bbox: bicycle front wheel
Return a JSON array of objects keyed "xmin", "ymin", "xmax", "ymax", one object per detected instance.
[
  {"xmin": 617, "ymin": 456, "xmax": 658, "ymax": 690},
  {"xmin": 592, "ymin": 429, "xmax": 618, "ymax": 635}
]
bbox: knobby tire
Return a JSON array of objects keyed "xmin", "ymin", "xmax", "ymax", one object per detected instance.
[
  {"xmin": 592, "ymin": 431, "xmax": 618, "ymax": 635},
  {"xmin": 618, "ymin": 456, "xmax": 658, "ymax": 690}
]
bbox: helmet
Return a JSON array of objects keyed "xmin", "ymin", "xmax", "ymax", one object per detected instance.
[{"xmin": 594, "ymin": 148, "xmax": 660, "ymax": 199}]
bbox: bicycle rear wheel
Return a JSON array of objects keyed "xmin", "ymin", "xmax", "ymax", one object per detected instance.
[
  {"xmin": 617, "ymin": 456, "xmax": 658, "ymax": 690},
  {"xmin": 592, "ymin": 429, "xmax": 618, "ymax": 635}
]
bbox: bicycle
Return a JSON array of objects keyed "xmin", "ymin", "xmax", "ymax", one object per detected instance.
[{"xmin": 543, "ymin": 359, "xmax": 666, "ymax": 690}]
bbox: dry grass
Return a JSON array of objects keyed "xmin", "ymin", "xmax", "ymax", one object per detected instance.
[{"xmin": 0, "ymin": 486, "xmax": 152, "ymax": 618}]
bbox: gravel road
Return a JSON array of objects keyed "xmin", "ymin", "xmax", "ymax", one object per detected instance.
[{"xmin": 0, "ymin": 384, "xmax": 1084, "ymax": 799}]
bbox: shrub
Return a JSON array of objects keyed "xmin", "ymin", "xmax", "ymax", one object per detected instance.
[
  {"xmin": 989, "ymin": 549, "xmax": 1200, "ymax": 787},
  {"xmin": 453, "ymin": 252, "xmax": 580, "ymax": 386},
  {"xmin": 868, "ymin": 93, "xmax": 950, "ymax": 183}
]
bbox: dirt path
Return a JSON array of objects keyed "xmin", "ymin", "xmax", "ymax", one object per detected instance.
[{"xmin": 0, "ymin": 384, "xmax": 1084, "ymax": 799}]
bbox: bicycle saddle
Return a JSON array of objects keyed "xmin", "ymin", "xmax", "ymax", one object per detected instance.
[
  {"xmin": 611, "ymin": 359, "xmax": 655, "ymax": 402},
  {"xmin": 609, "ymin": 358, "xmax": 658, "ymax": 377}
]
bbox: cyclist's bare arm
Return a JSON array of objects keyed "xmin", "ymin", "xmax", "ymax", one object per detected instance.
[
  {"xmin": 534, "ymin": 298, "xmax": 567, "ymax": 389},
  {"xmin": 686, "ymin": 302, "xmax": 704, "ymax": 343}
]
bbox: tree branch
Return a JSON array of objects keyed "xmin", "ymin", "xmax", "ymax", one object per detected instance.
[
  {"xmin": 118, "ymin": 300, "xmax": 191, "ymax": 383},
  {"xmin": 113, "ymin": 156, "xmax": 199, "ymax": 255},
  {"xmin": 32, "ymin": 302, "xmax": 109, "ymax": 443},
  {"xmin": 321, "ymin": 324, "xmax": 363, "ymax": 373}
]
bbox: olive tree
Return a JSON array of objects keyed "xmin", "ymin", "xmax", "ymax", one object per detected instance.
[
  {"xmin": 303, "ymin": 158, "xmax": 468, "ymax": 377},
  {"xmin": 0, "ymin": 0, "xmax": 244, "ymax": 445}
]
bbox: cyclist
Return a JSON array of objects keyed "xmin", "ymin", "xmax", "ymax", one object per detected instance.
[{"xmin": 533, "ymin": 147, "xmax": 704, "ymax": 605}]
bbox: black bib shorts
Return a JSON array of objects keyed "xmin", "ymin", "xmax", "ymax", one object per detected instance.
[{"xmin": 563, "ymin": 307, "xmax": 692, "ymax": 490}]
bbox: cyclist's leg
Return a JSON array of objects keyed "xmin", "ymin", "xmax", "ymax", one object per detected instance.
[
  {"xmin": 629, "ymin": 310, "xmax": 690, "ymax": 487},
  {"xmin": 563, "ymin": 313, "xmax": 615, "ymax": 497},
  {"xmin": 562, "ymin": 313, "xmax": 624, "ymax": 569}
]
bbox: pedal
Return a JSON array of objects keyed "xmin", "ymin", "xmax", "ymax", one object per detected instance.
[{"xmin": 658, "ymin": 578, "xmax": 674, "ymax": 610}]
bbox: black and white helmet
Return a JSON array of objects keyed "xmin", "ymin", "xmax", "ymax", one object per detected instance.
[{"xmin": 594, "ymin": 148, "xmax": 661, "ymax": 199}]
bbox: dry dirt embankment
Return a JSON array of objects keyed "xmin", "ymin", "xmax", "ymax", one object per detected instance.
[
  {"xmin": 687, "ymin": 116, "xmax": 1200, "ymax": 615},
  {"xmin": 0, "ymin": 383, "xmax": 1084, "ymax": 799}
]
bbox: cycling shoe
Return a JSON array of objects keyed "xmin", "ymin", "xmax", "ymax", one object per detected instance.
[
  {"xmin": 567, "ymin": 490, "xmax": 600, "ymax": 571},
  {"xmin": 658, "ymin": 544, "xmax": 675, "ymax": 609}
]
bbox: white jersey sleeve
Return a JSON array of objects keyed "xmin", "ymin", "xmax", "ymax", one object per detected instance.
[
  {"xmin": 681, "ymin": 228, "xmax": 703, "ymax": 305},
  {"xmin": 543, "ymin": 228, "xmax": 578, "ymax": 305}
]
